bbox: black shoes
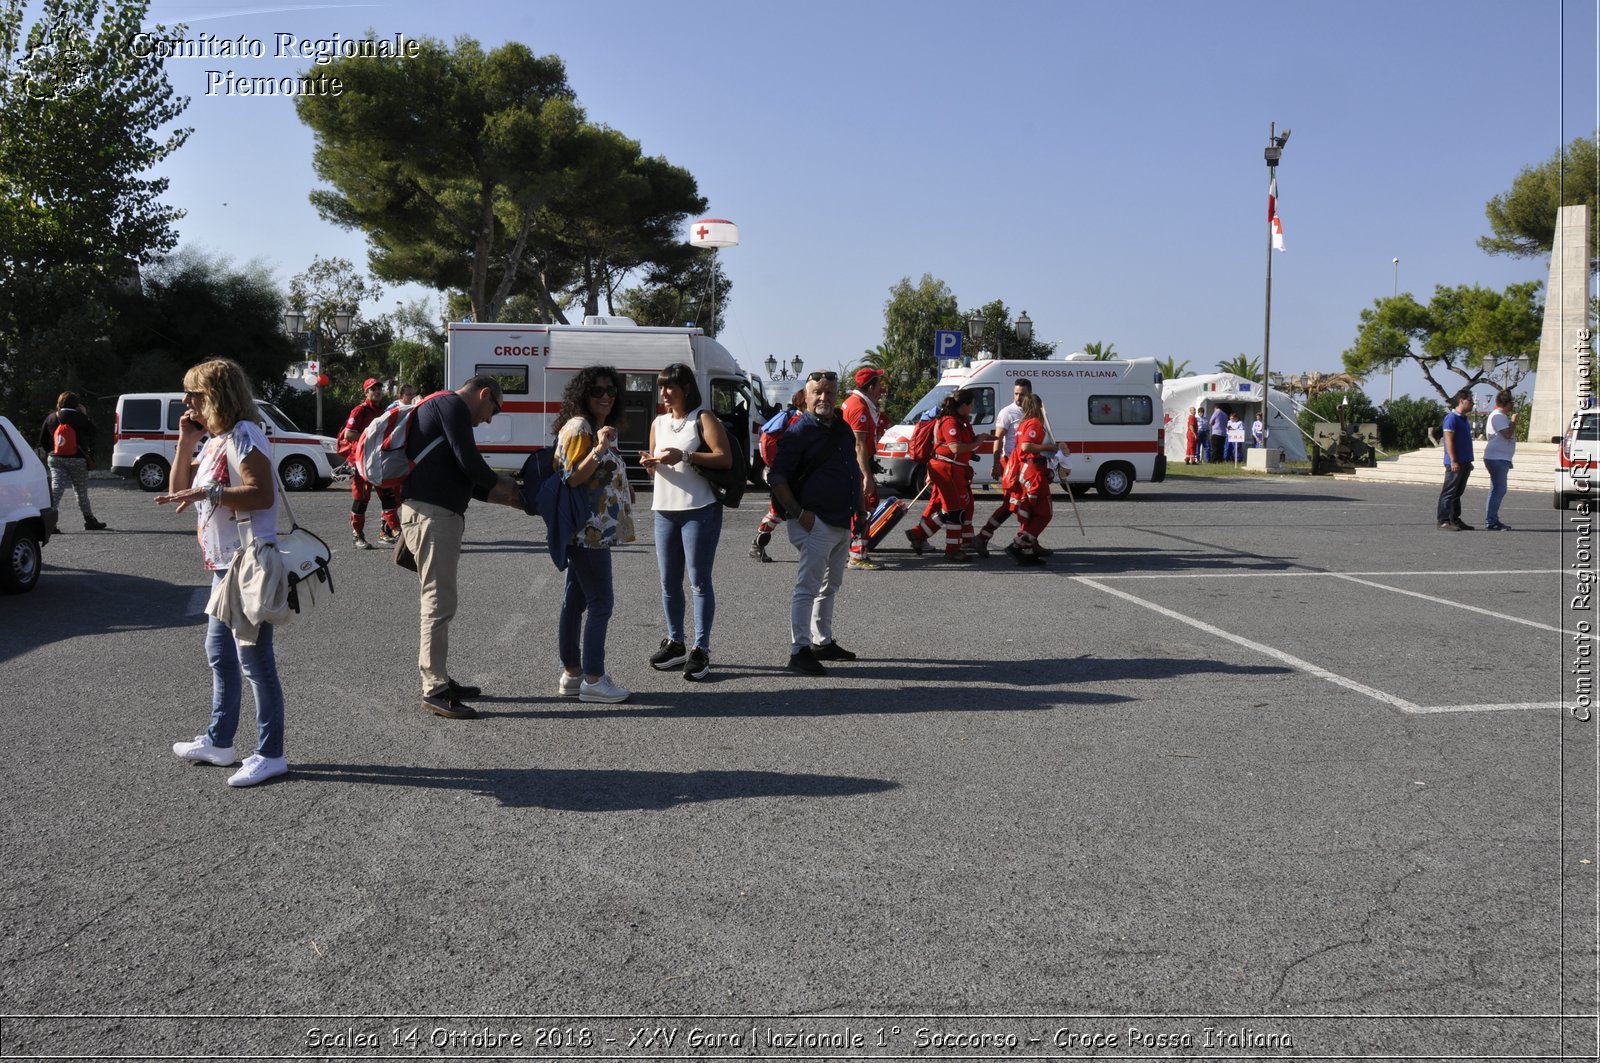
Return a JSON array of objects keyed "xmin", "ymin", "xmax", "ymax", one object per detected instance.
[
  {"xmin": 650, "ymin": 639, "xmax": 688, "ymax": 670},
  {"xmin": 971, "ymin": 539, "xmax": 990, "ymax": 557},
  {"xmin": 684, "ymin": 647, "xmax": 710, "ymax": 681},
  {"xmin": 812, "ymin": 640, "xmax": 857, "ymax": 662},
  {"xmin": 1452, "ymin": 519, "xmax": 1474, "ymax": 531},
  {"xmin": 84, "ymin": 518, "xmax": 108, "ymax": 531},
  {"xmin": 905, "ymin": 530, "xmax": 927, "ymax": 555},
  {"xmin": 445, "ymin": 679, "xmax": 482, "ymax": 699},
  {"xmin": 422, "ymin": 693, "xmax": 478, "ymax": 719},
  {"xmin": 787, "ymin": 646, "xmax": 827, "ymax": 676},
  {"xmin": 750, "ymin": 535, "xmax": 772, "ymax": 562}
]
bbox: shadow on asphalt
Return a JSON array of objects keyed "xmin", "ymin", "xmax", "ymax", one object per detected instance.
[
  {"xmin": 474, "ymin": 655, "xmax": 1287, "ymax": 721},
  {"xmin": 0, "ymin": 565, "xmax": 201, "ymax": 665},
  {"xmin": 287, "ymin": 763, "xmax": 897, "ymax": 810}
]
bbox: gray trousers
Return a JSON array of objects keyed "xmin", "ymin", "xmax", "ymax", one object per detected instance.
[{"xmin": 47, "ymin": 455, "xmax": 96, "ymax": 521}]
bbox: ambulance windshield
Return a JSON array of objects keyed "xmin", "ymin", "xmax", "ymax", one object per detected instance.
[{"xmin": 900, "ymin": 386, "xmax": 953, "ymax": 425}]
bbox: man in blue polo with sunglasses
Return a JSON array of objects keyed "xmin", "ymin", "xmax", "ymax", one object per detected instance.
[{"xmin": 768, "ymin": 370, "xmax": 865, "ymax": 676}]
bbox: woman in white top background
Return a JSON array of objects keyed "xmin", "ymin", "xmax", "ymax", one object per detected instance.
[
  {"xmin": 1482, "ymin": 389, "xmax": 1517, "ymax": 531},
  {"xmin": 639, "ymin": 363, "xmax": 732, "ymax": 681}
]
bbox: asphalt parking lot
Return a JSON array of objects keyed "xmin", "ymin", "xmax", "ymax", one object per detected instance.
[{"xmin": 1, "ymin": 472, "xmax": 1593, "ymax": 1061}]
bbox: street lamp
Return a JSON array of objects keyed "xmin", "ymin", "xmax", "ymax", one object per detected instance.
[
  {"xmin": 764, "ymin": 354, "xmax": 805, "ymax": 386},
  {"xmin": 285, "ymin": 307, "xmax": 353, "ymax": 433},
  {"xmin": 965, "ymin": 309, "xmax": 1033, "ymax": 362},
  {"xmin": 1389, "ymin": 257, "xmax": 1399, "ymax": 402}
]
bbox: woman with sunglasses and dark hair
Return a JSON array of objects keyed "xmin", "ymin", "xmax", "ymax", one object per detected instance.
[
  {"xmin": 639, "ymin": 362, "xmax": 732, "ymax": 681},
  {"xmin": 552, "ymin": 365, "xmax": 635, "ymax": 703},
  {"xmin": 906, "ymin": 388, "xmax": 981, "ymax": 562}
]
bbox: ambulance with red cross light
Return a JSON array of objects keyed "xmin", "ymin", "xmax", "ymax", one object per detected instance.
[
  {"xmin": 876, "ymin": 356, "xmax": 1166, "ymax": 498},
  {"xmin": 446, "ymin": 317, "xmax": 767, "ymax": 487}
]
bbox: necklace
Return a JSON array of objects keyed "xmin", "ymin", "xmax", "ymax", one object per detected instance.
[{"xmin": 668, "ymin": 410, "xmax": 690, "ymax": 432}]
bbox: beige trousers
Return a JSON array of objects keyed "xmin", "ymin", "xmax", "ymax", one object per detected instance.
[{"xmin": 401, "ymin": 499, "xmax": 464, "ymax": 697}]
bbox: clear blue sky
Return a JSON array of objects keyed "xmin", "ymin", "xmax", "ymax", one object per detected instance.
[{"xmin": 120, "ymin": 0, "xmax": 1599, "ymax": 400}]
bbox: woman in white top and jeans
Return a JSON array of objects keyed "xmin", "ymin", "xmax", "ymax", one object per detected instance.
[
  {"xmin": 155, "ymin": 358, "xmax": 288, "ymax": 788},
  {"xmin": 640, "ymin": 363, "xmax": 732, "ymax": 681}
]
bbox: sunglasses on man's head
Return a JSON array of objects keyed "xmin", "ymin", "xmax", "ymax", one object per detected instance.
[
  {"xmin": 807, "ymin": 371, "xmax": 838, "ymax": 382},
  {"xmin": 588, "ymin": 385, "xmax": 619, "ymax": 398}
]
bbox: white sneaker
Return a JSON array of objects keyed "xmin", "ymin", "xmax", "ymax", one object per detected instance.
[
  {"xmin": 578, "ymin": 674, "xmax": 630, "ymax": 703},
  {"xmin": 172, "ymin": 734, "xmax": 237, "ymax": 766},
  {"xmin": 227, "ymin": 754, "xmax": 288, "ymax": 787},
  {"xmin": 557, "ymin": 671, "xmax": 582, "ymax": 697}
]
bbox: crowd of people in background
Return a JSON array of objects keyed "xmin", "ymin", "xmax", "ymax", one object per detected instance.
[{"xmin": 96, "ymin": 354, "xmax": 1528, "ymax": 790}]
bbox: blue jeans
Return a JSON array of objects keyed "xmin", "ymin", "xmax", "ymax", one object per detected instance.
[
  {"xmin": 654, "ymin": 504, "xmax": 722, "ymax": 650},
  {"xmin": 205, "ymin": 578, "xmax": 285, "ymax": 758},
  {"xmin": 1484, "ymin": 458, "xmax": 1511, "ymax": 525},
  {"xmin": 559, "ymin": 546, "xmax": 614, "ymax": 678}
]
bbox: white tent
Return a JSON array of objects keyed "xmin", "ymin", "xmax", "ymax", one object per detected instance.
[{"xmin": 1160, "ymin": 372, "xmax": 1307, "ymax": 463}]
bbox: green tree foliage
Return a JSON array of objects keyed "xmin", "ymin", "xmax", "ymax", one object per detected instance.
[
  {"xmin": 1216, "ymin": 353, "xmax": 1262, "ymax": 378},
  {"xmin": 295, "ymin": 36, "xmax": 704, "ymax": 324},
  {"xmin": 1479, "ymin": 133, "xmax": 1600, "ymax": 267},
  {"xmin": 881, "ymin": 274, "xmax": 963, "ymax": 383},
  {"xmin": 0, "ymin": 0, "xmax": 190, "ymax": 421},
  {"xmin": 1343, "ymin": 282, "xmax": 1542, "ymax": 402},
  {"xmin": 1155, "ymin": 357, "xmax": 1192, "ymax": 379},
  {"xmin": 286, "ymin": 255, "xmax": 381, "ymax": 365},
  {"xmin": 1083, "ymin": 340, "xmax": 1117, "ymax": 361},
  {"xmin": 614, "ymin": 253, "xmax": 729, "ymax": 334},
  {"xmin": 857, "ymin": 342, "xmax": 929, "ymax": 425},
  {"xmin": 1379, "ymin": 393, "xmax": 1446, "ymax": 452}
]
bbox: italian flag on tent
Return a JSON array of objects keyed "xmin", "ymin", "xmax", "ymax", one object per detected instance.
[{"xmin": 1268, "ymin": 174, "xmax": 1285, "ymax": 251}]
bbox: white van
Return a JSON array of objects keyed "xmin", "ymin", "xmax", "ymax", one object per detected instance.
[
  {"xmin": 112, "ymin": 393, "xmax": 341, "ymax": 492},
  {"xmin": 876, "ymin": 357, "xmax": 1167, "ymax": 498},
  {"xmin": 447, "ymin": 317, "xmax": 767, "ymax": 485},
  {"xmin": 0, "ymin": 415, "xmax": 55, "ymax": 593}
]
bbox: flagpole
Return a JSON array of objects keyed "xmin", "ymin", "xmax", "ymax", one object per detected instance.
[{"xmin": 1262, "ymin": 123, "xmax": 1289, "ymax": 458}]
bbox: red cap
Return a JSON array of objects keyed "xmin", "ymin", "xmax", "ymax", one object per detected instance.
[
  {"xmin": 362, "ymin": 377, "xmax": 381, "ymax": 391},
  {"xmin": 854, "ymin": 367, "xmax": 884, "ymax": 387}
]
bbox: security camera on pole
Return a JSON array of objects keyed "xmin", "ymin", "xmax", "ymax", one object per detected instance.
[{"xmin": 688, "ymin": 218, "xmax": 738, "ymax": 337}]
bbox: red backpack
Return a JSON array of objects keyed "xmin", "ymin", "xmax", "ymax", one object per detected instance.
[
  {"xmin": 907, "ymin": 411, "xmax": 939, "ymax": 464},
  {"xmin": 51, "ymin": 420, "xmax": 77, "ymax": 457},
  {"xmin": 758, "ymin": 407, "xmax": 802, "ymax": 467}
]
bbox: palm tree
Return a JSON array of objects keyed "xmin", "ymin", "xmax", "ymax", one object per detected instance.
[
  {"xmin": 859, "ymin": 343, "xmax": 934, "ymax": 423},
  {"xmin": 1083, "ymin": 340, "xmax": 1117, "ymax": 361},
  {"xmin": 1155, "ymin": 356, "xmax": 1191, "ymax": 379},
  {"xmin": 1216, "ymin": 353, "xmax": 1262, "ymax": 378}
]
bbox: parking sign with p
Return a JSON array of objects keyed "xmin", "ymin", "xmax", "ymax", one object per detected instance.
[{"xmin": 934, "ymin": 329, "xmax": 963, "ymax": 366}]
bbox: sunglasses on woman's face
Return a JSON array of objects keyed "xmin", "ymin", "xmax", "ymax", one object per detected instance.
[
  {"xmin": 588, "ymin": 385, "xmax": 619, "ymax": 398},
  {"xmin": 807, "ymin": 371, "xmax": 837, "ymax": 382}
]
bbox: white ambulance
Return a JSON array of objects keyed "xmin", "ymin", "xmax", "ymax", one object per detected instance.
[
  {"xmin": 111, "ymin": 393, "xmax": 341, "ymax": 492},
  {"xmin": 446, "ymin": 317, "xmax": 767, "ymax": 484},
  {"xmin": 876, "ymin": 356, "xmax": 1167, "ymax": 498}
]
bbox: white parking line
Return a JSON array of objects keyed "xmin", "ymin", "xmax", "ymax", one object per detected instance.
[
  {"xmin": 1331, "ymin": 573, "xmax": 1581, "ymax": 638},
  {"xmin": 1071, "ymin": 576, "xmax": 1558, "ymax": 715}
]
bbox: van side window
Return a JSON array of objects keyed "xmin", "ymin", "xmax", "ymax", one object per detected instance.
[
  {"xmin": 165, "ymin": 400, "xmax": 187, "ymax": 431},
  {"xmin": 0, "ymin": 424, "xmax": 22, "ymax": 472},
  {"xmin": 1088, "ymin": 395, "xmax": 1153, "ymax": 425},
  {"xmin": 120, "ymin": 399, "xmax": 161, "ymax": 433},
  {"xmin": 970, "ymin": 388, "xmax": 997, "ymax": 427},
  {"xmin": 710, "ymin": 378, "xmax": 746, "ymax": 419},
  {"xmin": 474, "ymin": 364, "xmax": 529, "ymax": 396}
]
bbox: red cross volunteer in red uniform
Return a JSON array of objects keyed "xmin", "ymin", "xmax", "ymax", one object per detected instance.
[
  {"xmin": 841, "ymin": 367, "xmax": 889, "ymax": 570},
  {"xmin": 341, "ymin": 377, "xmax": 402, "ymax": 549},
  {"xmin": 906, "ymin": 389, "xmax": 980, "ymax": 562}
]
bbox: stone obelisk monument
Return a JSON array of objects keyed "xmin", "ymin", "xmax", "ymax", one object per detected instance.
[{"xmin": 1529, "ymin": 204, "xmax": 1592, "ymax": 443}]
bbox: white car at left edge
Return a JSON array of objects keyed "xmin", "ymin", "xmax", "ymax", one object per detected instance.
[{"xmin": 0, "ymin": 415, "xmax": 58, "ymax": 593}]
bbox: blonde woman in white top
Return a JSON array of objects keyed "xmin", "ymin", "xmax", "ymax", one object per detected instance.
[{"xmin": 639, "ymin": 363, "xmax": 732, "ymax": 680}]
